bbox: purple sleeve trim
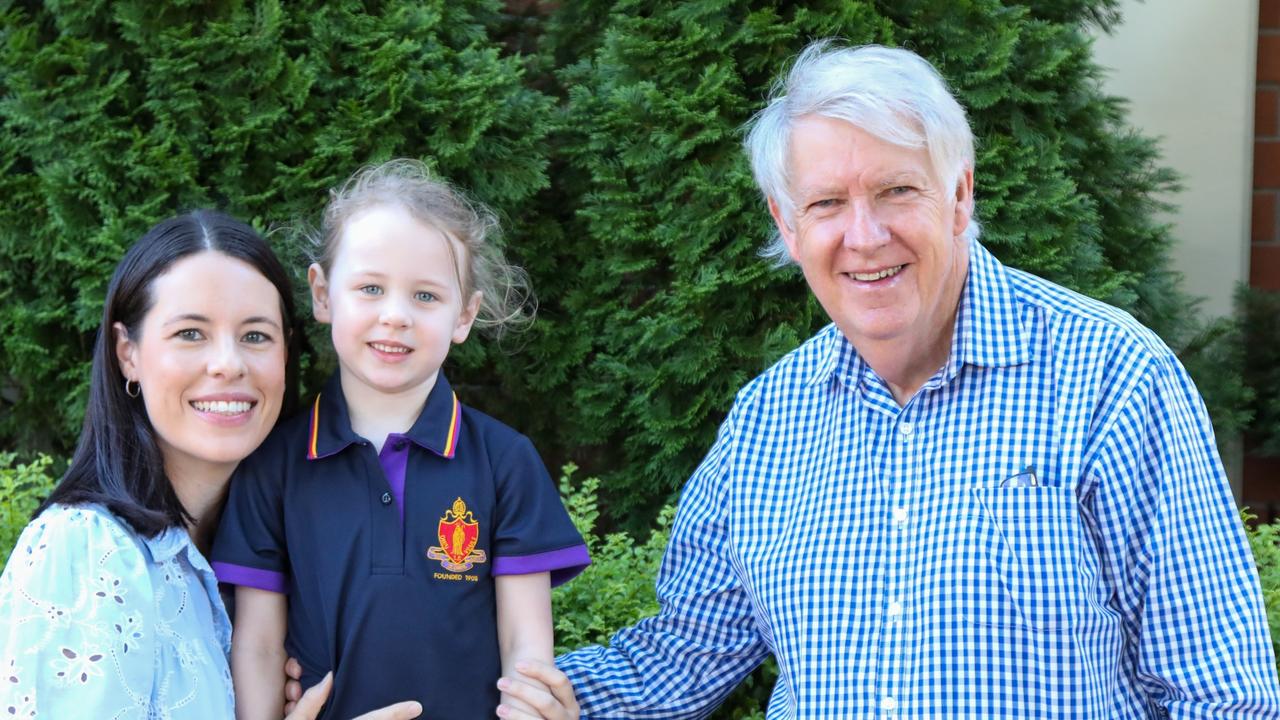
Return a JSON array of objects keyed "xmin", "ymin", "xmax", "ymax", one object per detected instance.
[
  {"xmin": 212, "ymin": 561, "xmax": 288, "ymax": 594},
  {"xmin": 492, "ymin": 544, "xmax": 591, "ymax": 588}
]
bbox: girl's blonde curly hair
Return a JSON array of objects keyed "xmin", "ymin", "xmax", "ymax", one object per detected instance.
[{"xmin": 312, "ymin": 158, "xmax": 534, "ymax": 336}]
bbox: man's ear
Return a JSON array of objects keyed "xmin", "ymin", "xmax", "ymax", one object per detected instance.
[
  {"xmin": 767, "ymin": 197, "xmax": 801, "ymax": 263},
  {"xmin": 308, "ymin": 263, "xmax": 332, "ymax": 324},
  {"xmin": 114, "ymin": 321, "xmax": 139, "ymax": 383},
  {"xmin": 451, "ymin": 291, "xmax": 482, "ymax": 345},
  {"xmin": 952, "ymin": 166, "xmax": 975, "ymax": 239}
]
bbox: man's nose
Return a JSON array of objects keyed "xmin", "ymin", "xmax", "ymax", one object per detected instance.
[{"xmin": 841, "ymin": 201, "xmax": 891, "ymax": 250}]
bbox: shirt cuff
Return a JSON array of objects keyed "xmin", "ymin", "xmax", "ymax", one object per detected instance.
[
  {"xmin": 211, "ymin": 561, "xmax": 288, "ymax": 594},
  {"xmin": 492, "ymin": 544, "xmax": 591, "ymax": 587}
]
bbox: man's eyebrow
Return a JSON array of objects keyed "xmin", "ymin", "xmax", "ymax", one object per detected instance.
[
  {"xmin": 875, "ymin": 172, "xmax": 927, "ymax": 188},
  {"xmin": 793, "ymin": 185, "xmax": 844, "ymax": 202}
]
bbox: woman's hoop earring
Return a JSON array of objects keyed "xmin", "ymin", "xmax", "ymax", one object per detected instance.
[{"xmin": 124, "ymin": 379, "xmax": 141, "ymax": 398}]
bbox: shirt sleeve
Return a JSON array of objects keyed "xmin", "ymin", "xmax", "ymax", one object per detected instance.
[
  {"xmin": 490, "ymin": 433, "xmax": 590, "ymax": 587},
  {"xmin": 0, "ymin": 506, "xmax": 160, "ymax": 717},
  {"xmin": 556, "ymin": 406, "xmax": 770, "ymax": 719},
  {"xmin": 210, "ymin": 439, "xmax": 290, "ymax": 594},
  {"xmin": 1090, "ymin": 354, "xmax": 1280, "ymax": 716}
]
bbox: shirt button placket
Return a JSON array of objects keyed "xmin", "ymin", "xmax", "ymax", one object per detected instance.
[
  {"xmin": 892, "ymin": 506, "xmax": 909, "ymax": 529},
  {"xmin": 882, "ymin": 413, "xmax": 917, "ymax": 715}
]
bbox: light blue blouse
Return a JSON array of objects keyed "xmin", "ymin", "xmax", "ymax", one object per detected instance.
[{"xmin": 0, "ymin": 504, "xmax": 234, "ymax": 718}]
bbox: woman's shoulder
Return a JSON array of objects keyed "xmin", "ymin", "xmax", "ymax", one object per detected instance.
[
  {"xmin": 3, "ymin": 503, "xmax": 147, "ymax": 588},
  {"xmin": 28, "ymin": 502, "xmax": 137, "ymax": 545}
]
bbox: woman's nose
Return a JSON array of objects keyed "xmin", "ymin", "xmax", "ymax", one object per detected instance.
[{"xmin": 207, "ymin": 336, "xmax": 247, "ymax": 378}]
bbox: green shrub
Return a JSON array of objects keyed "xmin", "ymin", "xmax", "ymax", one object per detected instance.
[
  {"xmin": 0, "ymin": 0, "xmax": 554, "ymax": 451},
  {"xmin": 1243, "ymin": 510, "xmax": 1280, "ymax": 669},
  {"xmin": 1239, "ymin": 288, "xmax": 1280, "ymax": 456},
  {"xmin": 1, "ymin": 0, "xmax": 1258, "ymax": 540},
  {"xmin": 554, "ymin": 464, "xmax": 771, "ymax": 718},
  {"xmin": 520, "ymin": 0, "xmax": 1240, "ymax": 528},
  {"xmin": 553, "ymin": 463, "xmax": 670, "ymax": 652},
  {"xmin": 0, "ymin": 453, "xmax": 57, "ymax": 569}
]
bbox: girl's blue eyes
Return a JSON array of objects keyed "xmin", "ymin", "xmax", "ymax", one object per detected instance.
[
  {"xmin": 358, "ymin": 285, "xmax": 437, "ymax": 303},
  {"xmin": 177, "ymin": 329, "xmax": 204, "ymax": 341}
]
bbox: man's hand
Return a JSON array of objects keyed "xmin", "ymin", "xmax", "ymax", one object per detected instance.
[
  {"xmin": 282, "ymin": 662, "xmax": 422, "ymax": 720},
  {"xmin": 496, "ymin": 660, "xmax": 580, "ymax": 719}
]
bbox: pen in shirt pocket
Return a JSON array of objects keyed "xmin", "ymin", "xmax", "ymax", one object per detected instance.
[{"xmin": 996, "ymin": 465, "xmax": 1038, "ymax": 488}]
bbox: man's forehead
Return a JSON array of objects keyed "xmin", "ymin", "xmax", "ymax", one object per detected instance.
[
  {"xmin": 787, "ymin": 118, "xmax": 933, "ymax": 182},
  {"xmin": 792, "ymin": 168, "xmax": 932, "ymax": 198}
]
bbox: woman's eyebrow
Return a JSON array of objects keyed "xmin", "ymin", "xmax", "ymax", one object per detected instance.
[
  {"xmin": 242, "ymin": 316, "xmax": 283, "ymax": 330},
  {"xmin": 162, "ymin": 313, "xmax": 211, "ymax": 326},
  {"xmin": 161, "ymin": 313, "xmax": 282, "ymax": 330}
]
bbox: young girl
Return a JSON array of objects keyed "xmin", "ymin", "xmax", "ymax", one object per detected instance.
[{"xmin": 211, "ymin": 160, "xmax": 589, "ymax": 719}]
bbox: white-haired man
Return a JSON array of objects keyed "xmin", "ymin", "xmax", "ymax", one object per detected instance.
[{"xmin": 499, "ymin": 40, "xmax": 1280, "ymax": 718}]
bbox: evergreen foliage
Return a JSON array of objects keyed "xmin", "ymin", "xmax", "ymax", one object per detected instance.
[
  {"xmin": 552, "ymin": 464, "xmax": 772, "ymax": 718},
  {"xmin": 0, "ymin": 454, "xmax": 56, "ymax": 568},
  {"xmin": 528, "ymin": 0, "xmax": 1242, "ymax": 524},
  {"xmin": 0, "ymin": 0, "xmax": 553, "ymax": 449},
  {"xmin": 0, "ymin": 0, "xmax": 1264, "ymax": 531},
  {"xmin": 1241, "ymin": 287, "xmax": 1280, "ymax": 456},
  {"xmin": 1243, "ymin": 509, "xmax": 1280, "ymax": 671}
]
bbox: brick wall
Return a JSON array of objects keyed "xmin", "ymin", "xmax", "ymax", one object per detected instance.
[{"xmin": 1246, "ymin": 0, "xmax": 1280, "ymax": 519}]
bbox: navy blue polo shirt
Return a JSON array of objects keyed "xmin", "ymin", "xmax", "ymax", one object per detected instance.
[{"xmin": 211, "ymin": 372, "xmax": 589, "ymax": 719}]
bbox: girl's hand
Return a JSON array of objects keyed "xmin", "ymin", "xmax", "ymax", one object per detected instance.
[
  {"xmin": 495, "ymin": 660, "xmax": 580, "ymax": 719},
  {"xmin": 283, "ymin": 669, "xmax": 423, "ymax": 720}
]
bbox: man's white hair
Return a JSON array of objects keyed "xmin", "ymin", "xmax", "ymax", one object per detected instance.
[{"xmin": 744, "ymin": 40, "xmax": 980, "ymax": 266}]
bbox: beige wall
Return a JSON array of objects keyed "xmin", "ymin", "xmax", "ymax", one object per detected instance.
[{"xmin": 1091, "ymin": 0, "xmax": 1256, "ymax": 321}]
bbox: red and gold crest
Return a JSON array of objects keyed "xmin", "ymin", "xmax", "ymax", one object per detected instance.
[{"xmin": 427, "ymin": 497, "xmax": 487, "ymax": 572}]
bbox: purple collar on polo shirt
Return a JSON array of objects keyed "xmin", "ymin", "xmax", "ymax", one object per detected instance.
[{"xmin": 305, "ymin": 372, "xmax": 462, "ymax": 524}]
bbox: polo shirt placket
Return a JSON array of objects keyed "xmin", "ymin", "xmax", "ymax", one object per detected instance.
[{"xmin": 212, "ymin": 372, "xmax": 589, "ymax": 719}]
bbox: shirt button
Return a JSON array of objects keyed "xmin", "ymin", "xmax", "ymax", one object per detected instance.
[
  {"xmin": 380, "ymin": 492, "xmax": 392, "ymax": 505},
  {"xmin": 892, "ymin": 507, "xmax": 908, "ymax": 527},
  {"xmin": 880, "ymin": 696, "xmax": 897, "ymax": 712},
  {"xmin": 392, "ymin": 439, "xmax": 408, "ymax": 451},
  {"xmin": 887, "ymin": 600, "xmax": 903, "ymax": 618},
  {"xmin": 898, "ymin": 421, "xmax": 913, "ymax": 437}
]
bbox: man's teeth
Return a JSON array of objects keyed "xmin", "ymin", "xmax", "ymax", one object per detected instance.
[
  {"xmin": 371, "ymin": 342, "xmax": 409, "ymax": 354},
  {"xmin": 192, "ymin": 401, "xmax": 252, "ymax": 415},
  {"xmin": 852, "ymin": 265, "xmax": 904, "ymax": 282}
]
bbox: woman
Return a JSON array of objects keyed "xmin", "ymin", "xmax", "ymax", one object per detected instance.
[{"xmin": 0, "ymin": 210, "xmax": 418, "ymax": 719}]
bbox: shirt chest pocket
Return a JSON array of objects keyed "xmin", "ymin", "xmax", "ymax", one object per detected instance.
[{"xmin": 960, "ymin": 485, "xmax": 1084, "ymax": 632}]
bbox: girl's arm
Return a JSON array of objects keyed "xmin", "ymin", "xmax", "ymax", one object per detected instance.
[
  {"xmin": 495, "ymin": 572, "xmax": 554, "ymax": 715},
  {"xmin": 233, "ymin": 586, "xmax": 288, "ymax": 720}
]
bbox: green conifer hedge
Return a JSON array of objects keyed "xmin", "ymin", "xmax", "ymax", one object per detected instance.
[
  {"xmin": 0, "ymin": 0, "xmax": 1265, "ymax": 532},
  {"xmin": 0, "ymin": 0, "xmax": 553, "ymax": 447}
]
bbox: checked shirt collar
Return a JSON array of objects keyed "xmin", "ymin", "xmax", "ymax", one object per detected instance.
[{"xmin": 806, "ymin": 240, "xmax": 1032, "ymax": 396}]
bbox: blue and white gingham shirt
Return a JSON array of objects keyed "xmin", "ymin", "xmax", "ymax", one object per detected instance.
[{"xmin": 558, "ymin": 241, "xmax": 1280, "ymax": 718}]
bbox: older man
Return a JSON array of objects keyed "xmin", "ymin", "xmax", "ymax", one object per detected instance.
[{"xmin": 501, "ymin": 41, "xmax": 1280, "ymax": 718}]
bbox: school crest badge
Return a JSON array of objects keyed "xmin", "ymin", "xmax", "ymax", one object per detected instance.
[{"xmin": 427, "ymin": 497, "xmax": 487, "ymax": 572}]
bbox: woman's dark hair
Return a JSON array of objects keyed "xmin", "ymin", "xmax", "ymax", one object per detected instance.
[{"xmin": 36, "ymin": 210, "xmax": 300, "ymax": 537}]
